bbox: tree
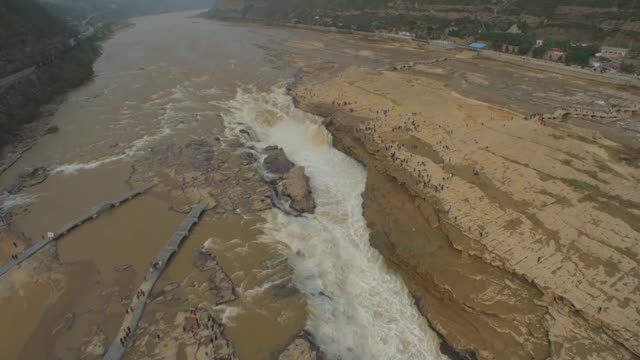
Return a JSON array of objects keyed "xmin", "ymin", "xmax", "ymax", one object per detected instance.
[
  {"xmin": 621, "ymin": 62, "xmax": 636, "ymax": 74},
  {"xmin": 565, "ymin": 44, "xmax": 600, "ymax": 66},
  {"xmin": 532, "ymin": 45, "xmax": 547, "ymax": 58}
]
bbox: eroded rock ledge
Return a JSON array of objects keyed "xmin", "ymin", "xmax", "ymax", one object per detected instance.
[
  {"xmin": 263, "ymin": 145, "xmax": 316, "ymax": 215},
  {"xmin": 288, "ymin": 65, "xmax": 640, "ymax": 360},
  {"xmin": 278, "ymin": 332, "xmax": 326, "ymax": 360},
  {"xmin": 192, "ymin": 248, "xmax": 237, "ymax": 305}
]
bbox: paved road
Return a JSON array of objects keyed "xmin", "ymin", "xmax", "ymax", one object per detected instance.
[
  {"xmin": 0, "ymin": 67, "xmax": 35, "ymax": 91},
  {"xmin": 0, "ymin": 183, "xmax": 156, "ymax": 278},
  {"xmin": 0, "ymin": 18, "xmax": 99, "ymax": 92},
  {"xmin": 103, "ymin": 202, "xmax": 208, "ymax": 360}
]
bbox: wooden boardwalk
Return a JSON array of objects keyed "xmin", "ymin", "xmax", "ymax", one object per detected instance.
[
  {"xmin": 0, "ymin": 183, "xmax": 156, "ymax": 278},
  {"xmin": 103, "ymin": 202, "xmax": 208, "ymax": 360}
]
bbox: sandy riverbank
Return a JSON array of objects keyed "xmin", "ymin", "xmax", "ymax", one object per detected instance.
[{"xmin": 290, "ymin": 58, "xmax": 640, "ymax": 359}]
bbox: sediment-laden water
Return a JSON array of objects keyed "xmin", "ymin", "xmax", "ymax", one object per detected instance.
[
  {"xmin": 0, "ymin": 10, "xmax": 444, "ymax": 359},
  {"xmin": 221, "ymin": 87, "xmax": 444, "ymax": 359}
]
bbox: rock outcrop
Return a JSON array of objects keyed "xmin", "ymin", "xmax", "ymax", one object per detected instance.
[
  {"xmin": 279, "ymin": 339, "xmax": 317, "ymax": 360},
  {"xmin": 262, "ymin": 145, "xmax": 316, "ymax": 214},
  {"xmin": 133, "ymin": 137, "xmax": 272, "ymax": 214},
  {"xmin": 263, "ymin": 145, "xmax": 294, "ymax": 176},
  {"xmin": 279, "ymin": 333, "xmax": 325, "ymax": 360},
  {"xmin": 5, "ymin": 166, "xmax": 49, "ymax": 194},
  {"xmin": 179, "ymin": 309, "xmax": 238, "ymax": 360},
  {"xmin": 282, "ymin": 166, "xmax": 316, "ymax": 213},
  {"xmin": 193, "ymin": 249, "xmax": 237, "ymax": 304}
]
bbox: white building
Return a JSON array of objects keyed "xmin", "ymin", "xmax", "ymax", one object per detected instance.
[{"xmin": 601, "ymin": 46, "xmax": 629, "ymax": 58}]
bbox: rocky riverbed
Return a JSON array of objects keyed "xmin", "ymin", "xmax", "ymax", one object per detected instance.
[{"xmin": 131, "ymin": 129, "xmax": 315, "ymax": 218}]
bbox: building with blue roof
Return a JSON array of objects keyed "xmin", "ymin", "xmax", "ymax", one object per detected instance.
[{"xmin": 469, "ymin": 42, "xmax": 488, "ymax": 50}]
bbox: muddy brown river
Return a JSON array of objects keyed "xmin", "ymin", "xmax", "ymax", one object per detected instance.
[{"xmin": 0, "ymin": 10, "xmax": 444, "ymax": 360}]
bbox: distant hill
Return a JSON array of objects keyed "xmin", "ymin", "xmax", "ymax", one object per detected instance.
[
  {"xmin": 0, "ymin": 0, "xmax": 73, "ymax": 77},
  {"xmin": 42, "ymin": 0, "xmax": 213, "ymax": 22},
  {"xmin": 0, "ymin": 0, "xmax": 68, "ymax": 42},
  {"xmin": 0, "ymin": 0, "xmax": 99, "ymax": 145},
  {"xmin": 212, "ymin": 0, "xmax": 640, "ymax": 50}
]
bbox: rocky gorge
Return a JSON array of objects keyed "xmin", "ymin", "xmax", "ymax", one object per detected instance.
[
  {"xmin": 2, "ymin": 7, "xmax": 639, "ymax": 359},
  {"xmin": 286, "ymin": 53, "xmax": 640, "ymax": 359}
]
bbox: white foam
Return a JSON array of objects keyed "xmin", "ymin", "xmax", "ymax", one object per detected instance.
[
  {"xmin": 214, "ymin": 304, "xmax": 244, "ymax": 326},
  {"xmin": 243, "ymin": 274, "xmax": 290, "ymax": 300},
  {"xmin": 0, "ymin": 192, "xmax": 39, "ymax": 211},
  {"xmin": 50, "ymin": 154, "xmax": 127, "ymax": 175},
  {"xmin": 220, "ymin": 86, "xmax": 445, "ymax": 360},
  {"xmin": 51, "ymin": 127, "xmax": 171, "ymax": 175},
  {"xmin": 51, "ymin": 74, "xmax": 215, "ymax": 176},
  {"xmin": 204, "ymin": 237, "xmax": 222, "ymax": 248}
]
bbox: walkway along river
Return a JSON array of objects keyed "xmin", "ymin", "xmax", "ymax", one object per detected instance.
[
  {"xmin": 0, "ymin": 182, "xmax": 156, "ymax": 277},
  {"xmin": 103, "ymin": 202, "xmax": 207, "ymax": 359}
]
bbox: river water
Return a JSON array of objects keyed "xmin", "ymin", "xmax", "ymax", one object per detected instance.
[{"xmin": 0, "ymin": 10, "xmax": 443, "ymax": 359}]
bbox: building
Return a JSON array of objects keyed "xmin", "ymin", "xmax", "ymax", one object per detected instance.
[
  {"xmin": 535, "ymin": 40, "xmax": 544, "ymax": 47},
  {"xmin": 469, "ymin": 42, "xmax": 488, "ymax": 50},
  {"xmin": 502, "ymin": 44, "xmax": 519, "ymax": 54},
  {"xmin": 600, "ymin": 46, "xmax": 629, "ymax": 59},
  {"xmin": 544, "ymin": 48, "xmax": 567, "ymax": 62}
]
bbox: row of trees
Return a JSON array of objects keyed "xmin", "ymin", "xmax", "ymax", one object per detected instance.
[
  {"xmin": 531, "ymin": 39, "xmax": 601, "ymax": 66},
  {"xmin": 478, "ymin": 34, "xmax": 636, "ymax": 73},
  {"xmin": 477, "ymin": 32, "xmax": 535, "ymax": 55},
  {"xmin": 477, "ymin": 33, "xmax": 602, "ymax": 66}
]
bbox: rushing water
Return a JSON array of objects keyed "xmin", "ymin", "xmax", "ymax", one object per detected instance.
[
  {"xmin": 221, "ymin": 87, "xmax": 444, "ymax": 359},
  {"xmin": 0, "ymin": 10, "xmax": 447, "ymax": 359}
]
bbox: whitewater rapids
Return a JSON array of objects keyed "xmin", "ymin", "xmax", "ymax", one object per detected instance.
[{"xmin": 221, "ymin": 86, "xmax": 444, "ymax": 360}]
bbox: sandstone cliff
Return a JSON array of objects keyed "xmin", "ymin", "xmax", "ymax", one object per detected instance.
[{"xmin": 289, "ymin": 58, "xmax": 640, "ymax": 359}]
